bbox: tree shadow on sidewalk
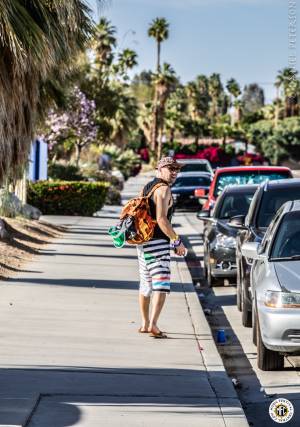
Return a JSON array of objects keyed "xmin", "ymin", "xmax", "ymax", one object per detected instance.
[
  {"xmin": 0, "ymin": 366, "xmax": 246, "ymax": 427},
  {"xmin": 7, "ymin": 278, "xmax": 194, "ymax": 293}
]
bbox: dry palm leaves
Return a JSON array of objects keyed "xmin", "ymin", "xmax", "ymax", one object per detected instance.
[{"xmin": 0, "ymin": 1, "xmax": 100, "ymax": 183}]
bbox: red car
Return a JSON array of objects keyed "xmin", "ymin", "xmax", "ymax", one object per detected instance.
[{"xmin": 195, "ymin": 166, "xmax": 293, "ymax": 211}]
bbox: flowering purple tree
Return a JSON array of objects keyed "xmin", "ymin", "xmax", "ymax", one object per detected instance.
[{"xmin": 44, "ymin": 87, "xmax": 97, "ymax": 166}]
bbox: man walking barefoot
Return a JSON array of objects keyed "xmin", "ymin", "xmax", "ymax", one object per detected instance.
[{"xmin": 137, "ymin": 157, "xmax": 187, "ymax": 338}]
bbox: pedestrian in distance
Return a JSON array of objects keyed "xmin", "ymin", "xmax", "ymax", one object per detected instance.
[{"xmin": 137, "ymin": 157, "xmax": 187, "ymax": 338}]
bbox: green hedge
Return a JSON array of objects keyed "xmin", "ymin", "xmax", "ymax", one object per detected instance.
[
  {"xmin": 48, "ymin": 163, "xmax": 83, "ymax": 181},
  {"xmin": 28, "ymin": 181, "xmax": 109, "ymax": 216}
]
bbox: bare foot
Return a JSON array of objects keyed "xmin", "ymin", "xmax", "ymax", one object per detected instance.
[{"xmin": 139, "ymin": 322, "xmax": 149, "ymax": 333}]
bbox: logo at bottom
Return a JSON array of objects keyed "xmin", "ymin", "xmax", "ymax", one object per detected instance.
[{"xmin": 269, "ymin": 398, "xmax": 294, "ymax": 423}]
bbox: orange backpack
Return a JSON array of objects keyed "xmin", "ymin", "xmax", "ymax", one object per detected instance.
[{"xmin": 120, "ymin": 182, "xmax": 167, "ymax": 245}]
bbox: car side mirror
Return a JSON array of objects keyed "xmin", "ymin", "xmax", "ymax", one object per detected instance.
[
  {"xmin": 228, "ymin": 215, "xmax": 246, "ymax": 229},
  {"xmin": 257, "ymin": 244, "xmax": 265, "ymax": 255},
  {"xmin": 241, "ymin": 242, "xmax": 260, "ymax": 260}
]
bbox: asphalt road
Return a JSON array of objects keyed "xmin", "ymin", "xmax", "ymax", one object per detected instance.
[{"xmin": 177, "ymin": 209, "xmax": 300, "ymax": 427}]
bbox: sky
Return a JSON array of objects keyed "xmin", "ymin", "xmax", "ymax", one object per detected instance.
[{"xmin": 88, "ymin": 0, "xmax": 300, "ymax": 103}]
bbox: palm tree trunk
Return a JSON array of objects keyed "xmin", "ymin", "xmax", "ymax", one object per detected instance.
[
  {"xmin": 274, "ymin": 86, "xmax": 280, "ymax": 128},
  {"xmin": 211, "ymin": 98, "xmax": 218, "ymax": 122},
  {"xmin": 170, "ymin": 127, "xmax": 175, "ymax": 143},
  {"xmin": 245, "ymin": 140, "xmax": 248, "ymax": 154},
  {"xmin": 150, "ymin": 87, "xmax": 159, "ymax": 153},
  {"xmin": 157, "ymin": 41, "xmax": 161, "ymax": 72},
  {"xmin": 230, "ymin": 95, "xmax": 234, "ymax": 125},
  {"xmin": 157, "ymin": 131, "xmax": 163, "ymax": 161},
  {"xmin": 222, "ymin": 135, "xmax": 226, "ymax": 149},
  {"xmin": 75, "ymin": 143, "xmax": 82, "ymax": 167},
  {"xmin": 157, "ymin": 102, "xmax": 165, "ymax": 160},
  {"xmin": 274, "ymin": 104, "xmax": 279, "ymax": 128},
  {"xmin": 14, "ymin": 170, "xmax": 27, "ymax": 204},
  {"xmin": 157, "ymin": 110, "xmax": 165, "ymax": 160},
  {"xmin": 285, "ymin": 97, "xmax": 289, "ymax": 118}
]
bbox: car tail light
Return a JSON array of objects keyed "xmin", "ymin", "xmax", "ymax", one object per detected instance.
[{"xmin": 195, "ymin": 188, "xmax": 206, "ymax": 197}]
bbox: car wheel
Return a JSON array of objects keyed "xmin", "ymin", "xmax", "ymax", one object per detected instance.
[
  {"xmin": 241, "ymin": 278, "xmax": 252, "ymax": 327},
  {"xmin": 236, "ymin": 261, "xmax": 242, "ymax": 312},
  {"xmin": 256, "ymin": 313, "xmax": 284, "ymax": 371},
  {"xmin": 207, "ymin": 260, "xmax": 221, "ymax": 287},
  {"xmin": 236, "ymin": 288, "xmax": 242, "ymax": 312}
]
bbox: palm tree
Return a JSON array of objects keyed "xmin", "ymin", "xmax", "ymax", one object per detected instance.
[
  {"xmin": 196, "ymin": 75, "xmax": 209, "ymax": 95},
  {"xmin": 273, "ymin": 98, "xmax": 284, "ymax": 127},
  {"xmin": 164, "ymin": 88, "xmax": 187, "ymax": 143},
  {"xmin": 153, "ymin": 63, "xmax": 177, "ymax": 159},
  {"xmin": 111, "ymin": 92, "xmax": 138, "ymax": 147},
  {"xmin": 116, "ymin": 48, "xmax": 138, "ymax": 79},
  {"xmin": 226, "ymin": 78, "xmax": 241, "ymax": 124},
  {"xmin": 208, "ymin": 73, "xmax": 223, "ymax": 121},
  {"xmin": 196, "ymin": 75, "xmax": 210, "ymax": 117},
  {"xmin": 275, "ymin": 68, "xmax": 299, "ymax": 117},
  {"xmin": 138, "ymin": 102, "xmax": 153, "ymax": 145},
  {"xmin": 226, "ymin": 78, "xmax": 241, "ymax": 101},
  {"xmin": 186, "ymin": 75, "xmax": 210, "ymax": 120},
  {"xmin": 94, "ymin": 18, "xmax": 117, "ymax": 72},
  {"xmin": 0, "ymin": 1, "xmax": 98, "ymax": 184},
  {"xmin": 148, "ymin": 18, "xmax": 170, "ymax": 154},
  {"xmin": 211, "ymin": 115, "xmax": 232, "ymax": 148},
  {"xmin": 148, "ymin": 18, "xmax": 169, "ymax": 73},
  {"xmin": 186, "ymin": 82, "xmax": 200, "ymax": 120},
  {"xmin": 233, "ymin": 99, "xmax": 243, "ymax": 124}
]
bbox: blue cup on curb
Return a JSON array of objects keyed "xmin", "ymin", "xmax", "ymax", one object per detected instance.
[{"xmin": 217, "ymin": 329, "xmax": 226, "ymax": 343}]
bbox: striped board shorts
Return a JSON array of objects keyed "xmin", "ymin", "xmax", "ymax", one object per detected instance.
[{"xmin": 137, "ymin": 239, "xmax": 171, "ymax": 296}]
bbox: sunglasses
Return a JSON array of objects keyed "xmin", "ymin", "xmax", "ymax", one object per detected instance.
[{"xmin": 167, "ymin": 166, "xmax": 180, "ymax": 172}]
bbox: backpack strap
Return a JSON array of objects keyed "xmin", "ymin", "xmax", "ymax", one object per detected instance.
[{"xmin": 146, "ymin": 182, "xmax": 168, "ymax": 199}]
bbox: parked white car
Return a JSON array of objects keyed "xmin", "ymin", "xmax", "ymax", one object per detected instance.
[
  {"xmin": 177, "ymin": 159, "xmax": 213, "ymax": 176},
  {"xmin": 242, "ymin": 200, "xmax": 300, "ymax": 371}
]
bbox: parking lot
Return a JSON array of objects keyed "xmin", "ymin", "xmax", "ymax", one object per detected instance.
[{"xmin": 176, "ymin": 210, "xmax": 300, "ymax": 427}]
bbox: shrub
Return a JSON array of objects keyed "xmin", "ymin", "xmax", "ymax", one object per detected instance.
[
  {"xmin": 48, "ymin": 163, "xmax": 83, "ymax": 181},
  {"xmin": 28, "ymin": 181, "xmax": 108, "ymax": 216},
  {"xmin": 175, "ymin": 146, "xmax": 231, "ymax": 167},
  {"xmin": 80, "ymin": 164, "xmax": 123, "ymax": 190},
  {"xmin": 94, "ymin": 144, "xmax": 141, "ymax": 179},
  {"xmin": 106, "ymin": 187, "xmax": 121, "ymax": 205},
  {"xmin": 248, "ymin": 117, "xmax": 300, "ymax": 164}
]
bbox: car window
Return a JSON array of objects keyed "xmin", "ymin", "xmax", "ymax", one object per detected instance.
[
  {"xmin": 217, "ymin": 192, "xmax": 254, "ymax": 219},
  {"xmin": 173, "ymin": 176, "xmax": 211, "ymax": 187},
  {"xmin": 245, "ymin": 188, "xmax": 260, "ymax": 227},
  {"xmin": 256, "ymin": 187, "xmax": 300, "ymax": 228},
  {"xmin": 260, "ymin": 207, "xmax": 284, "ymax": 253},
  {"xmin": 271, "ymin": 211, "xmax": 300, "ymax": 258},
  {"xmin": 180, "ymin": 164, "xmax": 210, "ymax": 173},
  {"xmin": 214, "ymin": 171, "xmax": 291, "ymax": 197}
]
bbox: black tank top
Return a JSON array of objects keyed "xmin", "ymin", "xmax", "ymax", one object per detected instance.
[{"xmin": 142, "ymin": 178, "xmax": 174, "ymax": 240}]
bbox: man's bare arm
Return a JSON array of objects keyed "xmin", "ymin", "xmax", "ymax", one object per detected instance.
[{"xmin": 154, "ymin": 186, "xmax": 186, "ymax": 255}]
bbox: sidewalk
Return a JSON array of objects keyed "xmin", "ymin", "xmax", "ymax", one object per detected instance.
[{"xmin": 0, "ymin": 174, "xmax": 249, "ymax": 426}]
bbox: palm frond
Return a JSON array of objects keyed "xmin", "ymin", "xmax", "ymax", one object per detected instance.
[{"xmin": 0, "ymin": 0, "xmax": 100, "ymax": 183}]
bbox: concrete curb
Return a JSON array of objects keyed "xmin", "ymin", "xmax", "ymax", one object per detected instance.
[{"xmin": 176, "ymin": 259, "xmax": 249, "ymax": 427}]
